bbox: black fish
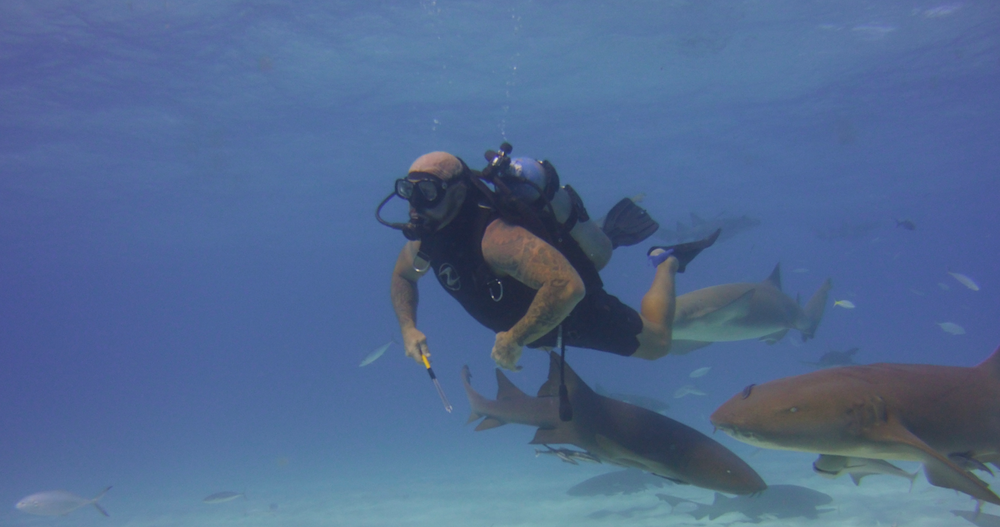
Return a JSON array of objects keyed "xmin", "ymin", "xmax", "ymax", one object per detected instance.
[
  {"xmin": 896, "ymin": 219, "xmax": 916, "ymax": 231},
  {"xmin": 657, "ymin": 484, "xmax": 834, "ymax": 522}
]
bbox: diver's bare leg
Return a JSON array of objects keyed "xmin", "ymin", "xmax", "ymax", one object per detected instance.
[{"xmin": 632, "ymin": 252, "xmax": 678, "ymax": 360}]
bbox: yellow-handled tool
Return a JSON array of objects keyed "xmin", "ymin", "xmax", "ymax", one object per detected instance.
[{"xmin": 421, "ymin": 353, "xmax": 452, "ymax": 413}]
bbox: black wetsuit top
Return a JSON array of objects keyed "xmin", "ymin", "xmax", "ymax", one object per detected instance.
[{"xmin": 419, "ymin": 192, "xmax": 643, "ymax": 356}]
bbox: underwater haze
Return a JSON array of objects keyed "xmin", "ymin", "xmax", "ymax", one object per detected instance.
[{"xmin": 1, "ymin": 1, "xmax": 999, "ymax": 526}]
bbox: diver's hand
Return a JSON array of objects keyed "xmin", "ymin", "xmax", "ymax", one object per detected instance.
[
  {"xmin": 492, "ymin": 331, "xmax": 523, "ymax": 371},
  {"xmin": 402, "ymin": 326, "xmax": 430, "ymax": 364}
]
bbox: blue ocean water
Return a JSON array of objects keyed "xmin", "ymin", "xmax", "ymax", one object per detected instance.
[{"xmin": 1, "ymin": 1, "xmax": 998, "ymax": 526}]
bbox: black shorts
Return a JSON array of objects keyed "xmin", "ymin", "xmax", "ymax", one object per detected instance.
[{"xmin": 527, "ymin": 288, "xmax": 643, "ymax": 357}]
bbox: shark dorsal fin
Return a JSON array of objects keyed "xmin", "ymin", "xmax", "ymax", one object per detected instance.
[
  {"xmin": 540, "ymin": 351, "xmax": 594, "ymax": 397},
  {"xmin": 765, "ymin": 263, "xmax": 782, "ymax": 290},
  {"xmin": 975, "ymin": 345, "xmax": 1000, "ymax": 379},
  {"xmin": 495, "ymin": 369, "xmax": 528, "ymax": 401}
]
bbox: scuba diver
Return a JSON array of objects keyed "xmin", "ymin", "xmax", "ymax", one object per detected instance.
[{"xmin": 377, "ymin": 144, "xmax": 719, "ymax": 371}]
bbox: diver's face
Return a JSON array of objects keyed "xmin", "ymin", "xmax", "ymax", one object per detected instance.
[{"xmin": 407, "ymin": 178, "xmax": 465, "ymax": 232}]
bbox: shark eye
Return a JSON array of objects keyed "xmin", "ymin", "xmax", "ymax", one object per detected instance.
[
  {"xmin": 741, "ymin": 384, "xmax": 756, "ymax": 399},
  {"xmin": 789, "ymin": 407, "xmax": 799, "ymax": 413}
]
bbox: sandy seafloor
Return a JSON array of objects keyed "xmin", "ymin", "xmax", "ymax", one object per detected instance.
[{"xmin": 2, "ymin": 447, "xmax": 991, "ymax": 527}]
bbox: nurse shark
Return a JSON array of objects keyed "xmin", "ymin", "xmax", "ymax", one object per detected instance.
[
  {"xmin": 462, "ymin": 352, "xmax": 766, "ymax": 495},
  {"xmin": 669, "ymin": 264, "xmax": 831, "ymax": 354},
  {"xmin": 710, "ymin": 343, "xmax": 1000, "ymax": 505}
]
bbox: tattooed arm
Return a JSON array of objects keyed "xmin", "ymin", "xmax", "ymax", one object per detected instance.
[
  {"xmin": 391, "ymin": 240, "xmax": 432, "ymax": 364},
  {"xmin": 481, "ymin": 219, "xmax": 586, "ymax": 369}
]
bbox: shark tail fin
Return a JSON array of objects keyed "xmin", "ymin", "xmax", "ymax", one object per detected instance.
[
  {"xmin": 92, "ymin": 487, "xmax": 111, "ymax": 517},
  {"xmin": 800, "ymin": 278, "xmax": 833, "ymax": 341}
]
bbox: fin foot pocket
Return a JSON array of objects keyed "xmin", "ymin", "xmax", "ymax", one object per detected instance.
[{"xmin": 647, "ymin": 228, "xmax": 721, "ymax": 273}]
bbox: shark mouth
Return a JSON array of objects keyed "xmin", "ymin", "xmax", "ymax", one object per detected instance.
[{"xmin": 715, "ymin": 424, "xmax": 766, "ymax": 446}]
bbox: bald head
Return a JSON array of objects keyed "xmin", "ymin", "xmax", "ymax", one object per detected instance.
[{"xmin": 408, "ymin": 152, "xmax": 465, "ymax": 181}]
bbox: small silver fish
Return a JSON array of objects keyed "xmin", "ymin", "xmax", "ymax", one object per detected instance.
[
  {"xmin": 16, "ymin": 487, "xmax": 111, "ymax": 517},
  {"xmin": 812, "ymin": 455, "xmax": 917, "ymax": 487},
  {"xmin": 203, "ymin": 491, "xmax": 246, "ymax": 504},
  {"xmin": 359, "ymin": 341, "xmax": 393, "ymax": 367},
  {"xmin": 833, "ymin": 300, "xmax": 856, "ymax": 309},
  {"xmin": 938, "ymin": 322, "xmax": 966, "ymax": 335},
  {"xmin": 938, "ymin": 282, "xmax": 951, "ymax": 291},
  {"xmin": 534, "ymin": 445, "xmax": 602, "ymax": 465},
  {"xmin": 673, "ymin": 385, "xmax": 707, "ymax": 399},
  {"xmin": 948, "ymin": 272, "xmax": 980, "ymax": 292},
  {"xmin": 689, "ymin": 367, "xmax": 711, "ymax": 378}
]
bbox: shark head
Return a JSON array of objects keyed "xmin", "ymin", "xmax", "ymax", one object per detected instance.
[{"xmin": 709, "ymin": 371, "xmax": 868, "ymax": 453}]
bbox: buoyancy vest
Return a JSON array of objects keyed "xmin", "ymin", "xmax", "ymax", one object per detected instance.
[{"xmin": 419, "ymin": 187, "xmax": 604, "ymax": 336}]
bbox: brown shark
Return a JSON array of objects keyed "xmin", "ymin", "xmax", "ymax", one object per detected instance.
[
  {"xmin": 710, "ymin": 344, "xmax": 1000, "ymax": 505},
  {"xmin": 669, "ymin": 264, "xmax": 831, "ymax": 354},
  {"xmin": 463, "ymin": 352, "xmax": 766, "ymax": 495}
]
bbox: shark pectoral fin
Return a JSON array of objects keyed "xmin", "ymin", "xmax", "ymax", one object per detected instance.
[
  {"xmin": 466, "ymin": 411, "xmax": 481, "ymax": 425},
  {"xmin": 530, "ymin": 426, "xmax": 575, "ymax": 445},
  {"xmin": 867, "ymin": 420, "xmax": 1000, "ymax": 505},
  {"xmin": 669, "ymin": 340, "xmax": 713, "ymax": 355},
  {"xmin": 922, "ymin": 457, "xmax": 1000, "ymax": 505},
  {"xmin": 474, "ymin": 417, "xmax": 507, "ymax": 431},
  {"xmin": 759, "ymin": 328, "xmax": 789, "ymax": 345}
]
